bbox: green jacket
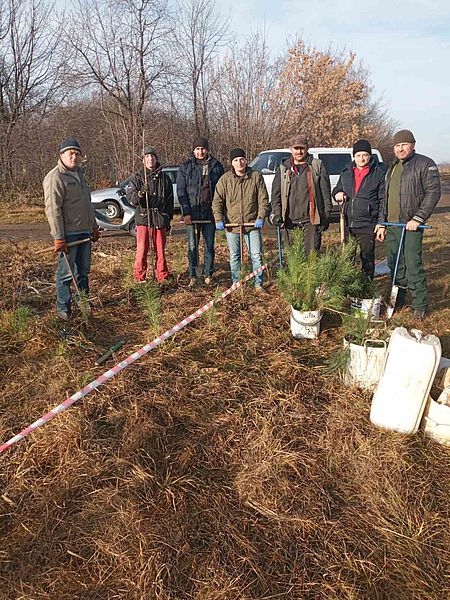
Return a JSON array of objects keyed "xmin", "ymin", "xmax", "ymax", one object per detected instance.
[
  {"xmin": 43, "ymin": 160, "xmax": 95, "ymax": 239},
  {"xmin": 212, "ymin": 167, "xmax": 268, "ymax": 233}
]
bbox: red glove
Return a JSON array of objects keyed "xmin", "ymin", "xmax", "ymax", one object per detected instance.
[
  {"xmin": 54, "ymin": 239, "xmax": 67, "ymax": 253},
  {"xmin": 91, "ymin": 227, "xmax": 100, "ymax": 242}
]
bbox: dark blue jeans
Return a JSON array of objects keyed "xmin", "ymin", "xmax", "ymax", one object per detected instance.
[
  {"xmin": 186, "ymin": 222, "xmax": 215, "ymax": 277},
  {"xmin": 56, "ymin": 233, "xmax": 91, "ymax": 313}
]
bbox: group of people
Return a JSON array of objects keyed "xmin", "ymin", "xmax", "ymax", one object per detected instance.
[{"xmin": 43, "ymin": 129, "xmax": 441, "ymax": 321}]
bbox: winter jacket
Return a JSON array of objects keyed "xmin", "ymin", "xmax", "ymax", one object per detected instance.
[
  {"xmin": 43, "ymin": 159, "xmax": 95, "ymax": 240},
  {"xmin": 212, "ymin": 167, "xmax": 268, "ymax": 233},
  {"xmin": 332, "ymin": 157, "xmax": 386, "ymax": 229},
  {"xmin": 271, "ymin": 155, "xmax": 332, "ymax": 227},
  {"xmin": 127, "ymin": 166, "xmax": 174, "ymax": 228},
  {"xmin": 383, "ymin": 151, "xmax": 441, "ymax": 224},
  {"xmin": 176, "ymin": 155, "xmax": 225, "ymax": 220}
]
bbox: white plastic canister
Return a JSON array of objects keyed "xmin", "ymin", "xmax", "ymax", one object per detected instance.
[
  {"xmin": 422, "ymin": 393, "xmax": 450, "ymax": 446},
  {"xmin": 290, "ymin": 307, "xmax": 322, "ymax": 339},
  {"xmin": 370, "ymin": 328, "xmax": 442, "ymax": 434}
]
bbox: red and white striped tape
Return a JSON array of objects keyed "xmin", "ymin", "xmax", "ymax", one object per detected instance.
[{"xmin": 0, "ymin": 264, "xmax": 267, "ymax": 454}]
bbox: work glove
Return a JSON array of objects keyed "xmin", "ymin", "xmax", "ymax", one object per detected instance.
[
  {"xmin": 138, "ymin": 183, "xmax": 149, "ymax": 197},
  {"xmin": 54, "ymin": 239, "xmax": 67, "ymax": 253},
  {"xmin": 254, "ymin": 218, "xmax": 264, "ymax": 229},
  {"xmin": 91, "ymin": 227, "xmax": 100, "ymax": 242},
  {"xmin": 215, "ymin": 221, "xmax": 225, "ymax": 231},
  {"xmin": 269, "ymin": 213, "xmax": 283, "ymax": 226}
]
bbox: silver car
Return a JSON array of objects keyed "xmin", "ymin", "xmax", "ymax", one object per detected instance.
[{"xmin": 91, "ymin": 166, "xmax": 180, "ymax": 219}]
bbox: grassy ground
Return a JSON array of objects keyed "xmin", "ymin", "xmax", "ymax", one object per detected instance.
[{"xmin": 0, "ymin": 220, "xmax": 449, "ymax": 599}]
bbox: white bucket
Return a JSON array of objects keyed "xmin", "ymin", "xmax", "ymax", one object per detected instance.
[
  {"xmin": 370, "ymin": 328, "xmax": 442, "ymax": 434},
  {"xmin": 350, "ymin": 296, "xmax": 382, "ymax": 320},
  {"xmin": 343, "ymin": 337, "xmax": 387, "ymax": 390},
  {"xmin": 422, "ymin": 393, "xmax": 450, "ymax": 446},
  {"xmin": 290, "ymin": 307, "xmax": 322, "ymax": 339}
]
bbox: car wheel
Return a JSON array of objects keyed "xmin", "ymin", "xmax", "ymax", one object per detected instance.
[{"xmin": 104, "ymin": 200, "xmax": 122, "ymax": 220}]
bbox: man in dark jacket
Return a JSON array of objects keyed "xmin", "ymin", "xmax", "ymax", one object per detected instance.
[
  {"xmin": 127, "ymin": 147, "xmax": 173, "ymax": 283},
  {"xmin": 176, "ymin": 137, "xmax": 225, "ymax": 286},
  {"xmin": 332, "ymin": 139, "xmax": 386, "ymax": 279},
  {"xmin": 378, "ymin": 129, "xmax": 441, "ymax": 319},
  {"xmin": 271, "ymin": 134, "xmax": 332, "ymax": 252}
]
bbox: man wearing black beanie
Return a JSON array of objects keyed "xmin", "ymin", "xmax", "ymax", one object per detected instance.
[
  {"xmin": 212, "ymin": 148, "xmax": 268, "ymax": 291},
  {"xmin": 176, "ymin": 137, "xmax": 224, "ymax": 286},
  {"xmin": 332, "ymin": 139, "xmax": 386, "ymax": 279}
]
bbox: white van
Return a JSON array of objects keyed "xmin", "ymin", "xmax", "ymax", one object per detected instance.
[{"xmin": 248, "ymin": 147, "xmax": 384, "ymax": 213}]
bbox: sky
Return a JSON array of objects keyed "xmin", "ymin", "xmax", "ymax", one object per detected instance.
[{"xmin": 225, "ymin": 0, "xmax": 450, "ymax": 163}]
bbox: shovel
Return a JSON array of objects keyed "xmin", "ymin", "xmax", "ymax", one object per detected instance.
[
  {"xmin": 95, "ymin": 340, "xmax": 126, "ymax": 366},
  {"xmin": 338, "ymin": 196, "xmax": 347, "ymax": 246},
  {"xmin": 276, "ymin": 224, "xmax": 283, "ymax": 269},
  {"xmin": 386, "ymin": 226, "xmax": 406, "ymax": 319},
  {"xmin": 381, "ymin": 221, "xmax": 432, "ymax": 319},
  {"xmin": 34, "ymin": 237, "xmax": 91, "ymax": 255}
]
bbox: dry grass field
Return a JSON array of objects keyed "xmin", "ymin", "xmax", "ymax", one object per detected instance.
[{"xmin": 0, "ymin": 198, "xmax": 449, "ymax": 599}]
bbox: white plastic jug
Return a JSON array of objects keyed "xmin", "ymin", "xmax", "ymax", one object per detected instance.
[
  {"xmin": 370, "ymin": 328, "xmax": 442, "ymax": 434},
  {"xmin": 422, "ymin": 394, "xmax": 450, "ymax": 446}
]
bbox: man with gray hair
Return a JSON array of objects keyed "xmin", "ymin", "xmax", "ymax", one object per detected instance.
[
  {"xmin": 43, "ymin": 137, "xmax": 99, "ymax": 320},
  {"xmin": 378, "ymin": 129, "xmax": 441, "ymax": 319}
]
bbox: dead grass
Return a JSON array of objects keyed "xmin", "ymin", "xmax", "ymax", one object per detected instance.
[{"xmin": 0, "ymin": 224, "xmax": 449, "ymax": 599}]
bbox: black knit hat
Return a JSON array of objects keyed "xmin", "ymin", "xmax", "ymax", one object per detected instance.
[
  {"xmin": 393, "ymin": 129, "xmax": 416, "ymax": 145},
  {"xmin": 192, "ymin": 136, "xmax": 209, "ymax": 150},
  {"xmin": 59, "ymin": 137, "xmax": 81, "ymax": 153},
  {"xmin": 352, "ymin": 139, "xmax": 372, "ymax": 156},
  {"xmin": 142, "ymin": 146, "xmax": 158, "ymax": 158},
  {"xmin": 230, "ymin": 147, "xmax": 246, "ymax": 162}
]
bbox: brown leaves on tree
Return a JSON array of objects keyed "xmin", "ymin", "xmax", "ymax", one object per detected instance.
[{"xmin": 273, "ymin": 40, "xmax": 370, "ymax": 147}]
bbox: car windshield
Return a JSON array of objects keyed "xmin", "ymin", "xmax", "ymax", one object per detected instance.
[
  {"xmin": 318, "ymin": 153, "xmax": 352, "ymax": 176},
  {"xmin": 249, "ymin": 152, "xmax": 290, "ymax": 173}
]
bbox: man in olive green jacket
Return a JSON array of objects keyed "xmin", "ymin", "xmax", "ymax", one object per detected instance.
[
  {"xmin": 212, "ymin": 147, "xmax": 268, "ymax": 290},
  {"xmin": 43, "ymin": 137, "xmax": 99, "ymax": 319}
]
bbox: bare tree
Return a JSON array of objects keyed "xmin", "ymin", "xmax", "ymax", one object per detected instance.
[
  {"xmin": 208, "ymin": 30, "xmax": 281, "ymax": 159},
  {"xmin": 174, "ymin": 0, "xmax": 230, "ymax": 137},
  {"xmin": 67, "ymin": 0, "xmax": 174, "ymax": 177},
  {"xmin": 0, "ymin": 0, "xmax": 63, "ymax": 189}
]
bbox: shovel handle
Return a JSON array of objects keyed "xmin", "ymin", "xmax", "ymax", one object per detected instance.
[
  {"xmin": 380, "ymin": 222, "xmax": 431, "ymax": 229},
  {"xmin": 226, "ymin": 222, "xmax": 257, "ymax": 227},
  {"xmin": 35, "ymin": 237, "xmax": 91, "ymax": 255}
]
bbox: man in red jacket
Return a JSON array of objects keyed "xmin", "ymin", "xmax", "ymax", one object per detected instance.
[{"xmin": 332, "ymin": 139, "xmax": 386, "ymax": 279}]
